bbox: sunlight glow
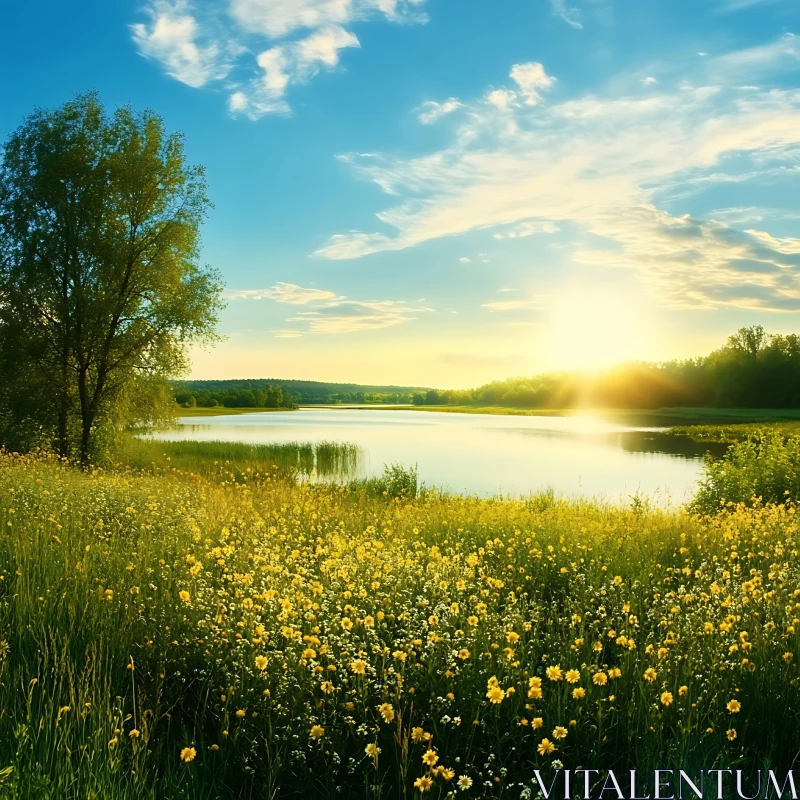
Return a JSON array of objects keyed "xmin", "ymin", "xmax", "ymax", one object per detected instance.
[{"xmin": 543, "ymin": 286, "xmax": 659, "ymax": 371}]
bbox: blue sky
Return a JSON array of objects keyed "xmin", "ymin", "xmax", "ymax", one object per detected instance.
[{"xmin": 3, "ymin": 0, "xmax": 800, "ymax": 386}]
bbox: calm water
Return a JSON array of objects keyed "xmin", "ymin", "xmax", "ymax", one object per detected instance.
[{"xmin": 151, "ymin": 408, "xmax": 725, "ymax": 503}]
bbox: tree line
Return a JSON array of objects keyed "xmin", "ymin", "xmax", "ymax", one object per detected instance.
[
  {"xmin": 422, "ymin": 327, "xmax": 800, "ymax": 410},
  {"xmin": 174, "ymin": 379, "xmax": 428, "ymax": 408}
]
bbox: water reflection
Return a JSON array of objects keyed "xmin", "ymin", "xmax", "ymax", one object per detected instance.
[{"xmin": 151, "ymin": 409, "xmax": 722, "ymax": 503}]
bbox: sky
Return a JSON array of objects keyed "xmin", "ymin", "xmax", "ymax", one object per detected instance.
[{"xmin": 2, "ymin": 0, "xmax": 800, "ymax": 387}]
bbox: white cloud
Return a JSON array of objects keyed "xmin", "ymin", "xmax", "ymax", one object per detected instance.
[
  {"xmin": 317, "ymin": 35, "xmax": 800, "ymax": 311},
  {"xmin": 459, "ymin": 256, "xmax": 471, "ymax": 263},
  {"xmin": 230, "ymin": 25, "xmax": 360, "ymax": 117},
  {"xmin": 548, "ymin": 0, "xmax": 583, "ymax": 29},
  {"xmin": 641, "ymin": 76, "xmax": 658, "ymax": 86},
  {"xmin": 291, "ymin": 299, "xmax": 431, "ymax": 332},
  {"xmin": 130, "ymin": 0, "xmax": 233, "ymax": 87},
  {"xmin": 273, "ymin": 329, "xmax": 304, "ymax": 338},
  {"xmin": 493, "ymin": 221, "xmax": 560, "ymax": 239},
  {"xmin": 132, "ymin": 0, "xmax": 427, "ymax": 117},
  {"xmin": 418, "ymin": 98, "xmax": 463, "ymax": 124},
  {"xmin": 224, "ymin": 282, "xmax": 340, "ymax": 303},
  {"xmin": 226, "ymin": 281, "xmax": 430, "ymax": 332},
  {"xmin": 482, "ymin": 299, "xmax": 545, "ymax": 312},
  {"xmin": 510, "ymin": 62, "xmax": 556, "ymax": 105},
  {"xmin": 487, "ymin": 89, "xmax": 515, "ymax": 110}
]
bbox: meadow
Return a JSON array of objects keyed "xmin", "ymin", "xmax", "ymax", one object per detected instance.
[{"xmin": 0, "ymin": 437, "xmax": 797, "ymax": 799}]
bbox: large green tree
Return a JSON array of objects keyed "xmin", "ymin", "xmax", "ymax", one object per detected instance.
[{"xmin": 0, "ymin": 92, "xmax": 223, "ymax": 463}]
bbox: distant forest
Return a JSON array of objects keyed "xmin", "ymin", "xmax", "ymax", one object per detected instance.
[
  {"xmin": 176, "ymin": 327, "xmax": 800, "ymax": 410},
  {"xmin": 173, "ymin": 379, "xmax": 430, "ymax": 408}
]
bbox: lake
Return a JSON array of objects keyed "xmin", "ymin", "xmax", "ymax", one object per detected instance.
[{"xmin": 150, "ymin": 408, "xmax": 726, "ymax": 504}]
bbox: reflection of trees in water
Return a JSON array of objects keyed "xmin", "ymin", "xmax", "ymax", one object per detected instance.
[{"xmin": 615, "ymin": 432, "xmax": 728, "ymax": 460}]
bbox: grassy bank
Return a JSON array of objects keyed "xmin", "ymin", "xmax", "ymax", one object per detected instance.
[
  {"xmin": 175, "ymin": 406, "xmax": 297, "ymax": 417},
  {"xmin": 120, "ymin": 438, "xmax": 363, "ymax": 481},
  {"xmin": 361, "ymin": 404, "xmax": 800, "ymax": 426},
  {"xmin": 0, "ymin": 444, "xmax": 797, "ymax": 798}
]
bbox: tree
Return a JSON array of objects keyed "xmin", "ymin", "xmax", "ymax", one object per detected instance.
[{"xmin": 0, "ymin": 93, "xmax": 223, "ymax": 464}]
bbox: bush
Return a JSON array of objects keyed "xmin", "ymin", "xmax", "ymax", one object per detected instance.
[
  {"xmin": 356, "ymin": 462, "xmax": 420, "ymax": 499},
  {"xmin": 691, "ymin": 433, "xmax": 800, "ymax": 514}
]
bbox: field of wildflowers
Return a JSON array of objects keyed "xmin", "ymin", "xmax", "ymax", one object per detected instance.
[{"xmin": 0, "ymin": 444, "xmax": 797, "ymax": 798}]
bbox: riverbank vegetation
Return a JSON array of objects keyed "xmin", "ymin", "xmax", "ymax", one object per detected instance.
[
  {"xmin": 174, "ymin": 380, "xmax": 427, "ymax": 410},
  {"xmin": 0, "ymin": 440, "xmax": 797, "ymax": 798}
]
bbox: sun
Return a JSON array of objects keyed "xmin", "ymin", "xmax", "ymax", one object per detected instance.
[{"xmin": 543, "ymin": 286, "xmax": 657, "ymax": 371}]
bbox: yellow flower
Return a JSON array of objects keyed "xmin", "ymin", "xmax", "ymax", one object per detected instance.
[
  {"xmin": 458, "ymin": 648, "xmax": 470, "ymax": 660},
  {"xmin": 255, "ymin": 655, "xmax": 268, "ymax": 670},
  {"xmin": 572, "ymin": 687, "xmax": 585, "ymax": 699},
  {"xmin": 679, "ymin": 685, "xmax": 689, "ymax": 697},
  {"xmin": 393, "ymin": 650, "xmax": 407, "ymax": 661},
  {"xmin": 458, "ymin": 776, "xmax": 473, "ymax": 790},
  {"xmin": 784, "ymin": 652, "xmax": 794, "ymax": 663},
  {"xmin": 592, "ymin": 672, "xmax": 608, "ymax": 686},
  {"xmin": 350, "ymin": 659, "xmax": 366, "ymax": 675},
  {"xmin": 365, "ymin": 742, "xmax": 381, "ymax": 758},
  {"xmin": 180, "ymin": 747, "xmax": 197, "ymax": 762},
  {"xmin": 486, "ymin": 686, "xmax": 506, "ymax": 704},
  {"xmin": 422, "ymin": 749, "xmax": 439, "ymax": 767},
  {"xmin": 467, "ymin": 615, "xmax": 479, "ymax": 627},
  {"xmin": 235, "ymin": 709, "xmax": 245, "ymax": 719},
  {"xmin": 537, "ymin": 738, "xmax": 556, "ymax": 755},
  {"xmin": 727, "ymin": 699, "xmax": 741, "ymax": 713},
  {"xmin": 727, "ymin": 728, "xmax": 737, "ymax": 741},
  {"xmin": 506, "ymin": 631, "xmax": 520, "ymax": 644},
  {"xmin": 546, "ymin": 665, "xmax": 563, "ymax": 682},
  {"xmin": 378, "ymin": 703, "xmax": 395, "ymax": 723},
  {"xmin": 661, "ymin": 692, "xmax": 674, "ymax": 707},
  {"xmin": 310, "ymin": 725, "xmax": 324, "ymax": 739},
  {"xmin": 179, "ymin": 590, "xmax": 190, "ymax": 603},
  {"xmin": 552, "ymin": 726, "xmax": 568, "ymax": 740},
  {"xmin": 532, "ymin": 717, "xmax": 543, "ymax": 729},
  {"xmin": 129, "ymin": 729, "xmax": 141, "ymax": 739},
  {"xmin": 320, "ymin": 680, "xmax": 334, "ymax": 695},
  {"xmin": 565, "ymin": 669, "xmax": 580, "ymax": 684},
  {"xmin": 414, "ymin": 776, "xmax": 433, "ymax": 792},
  {"xmin": 643, "ymin": 668, "xmax": 657, "ymax": 682},
  {"xmin": 341, "ymin": 617, "xmax": 353, "ymax": 631},
  {"xmin": 411, "ymin": 727, "xmax": 431, "ymax": 743}
]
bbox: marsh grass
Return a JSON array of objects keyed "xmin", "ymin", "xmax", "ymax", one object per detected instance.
[
  {"xmin": 120, "ymin": 438, "xmax": 362, "ymax": 483},
  {"xmin": 0, "ymin": 449, "xmax": 797, "ymax": 798}
]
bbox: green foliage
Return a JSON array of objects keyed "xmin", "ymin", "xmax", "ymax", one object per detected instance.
[
  {"xmin": 175, "ymin": 379, "xmax": 429, "ymax": 408},
  {"xmin": 354, "ymin": 462, "xmax": 421, "ymax": 499},
  {"xmin": 0, "ymin": 93, "xmax": 223, "ymax": 464},
  {"xmin": 691, "ymin": 433, "xmax": 800, "ymax": 515}
]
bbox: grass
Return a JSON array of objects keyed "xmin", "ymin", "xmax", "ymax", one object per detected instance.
[
  {"xmin": 0, "ymin": 441, "xmax": 797, "ymax": 797},
  {"xmin": 368, "ymin": 405, "xmax": 800, "ymax": 426},
  {"xmin": 176, "ymin": 407, "xmax": 296, "ymax": 417},
  {"xmin": 119, "ymin": 438, "xmax": 362, "ymax": 481}
]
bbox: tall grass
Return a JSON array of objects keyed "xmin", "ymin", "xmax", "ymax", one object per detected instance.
[
  {"xmin": 0, "ymin": 450, "xmax": 796, "ymax": 797},
  {"xmin": 121, "ymin": 438, "xmax": 362, "ymax": 482}
]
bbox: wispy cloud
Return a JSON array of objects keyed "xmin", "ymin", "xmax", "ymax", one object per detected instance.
[
  {"xmin": 131, "ymin": 0, "xmax": 429, "ymax": 117},
  {"xmin": 224, "ymin": 282, "xmax": 341, "ymax": 303},
  {"xmin": 417, "ymin": 97, "xmax": 463, "ymax": 124},
  {"xmin": 493, "ymin": 221, "xmax": 560, "ymax": 239},
  {"xmin": 716, "ymin": 0, "xmax": 791, "ymax": 11},
  {"xmin": 482, "ymin": 299, "xmax": 545, "ymax": 312},
  {"xmin": 316, "ymin": 35, "xmax": 800, "ymax": 311},
  {"xmin": 548, "ymin": 0, "xmax": 583, "ymax": 29},
  {"xmin": 291, "ymin": 299, "xmax": 431, "ymax": 332},
  {"xmin": 130, "ymin": 0, "xmax": 236, "ymax": 87},
  {"xmin": 226, "ymin": 282, "xmax": 432, "ymax": 333}
]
